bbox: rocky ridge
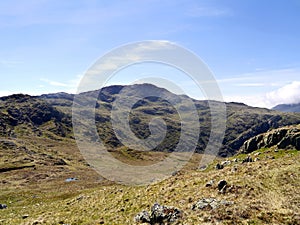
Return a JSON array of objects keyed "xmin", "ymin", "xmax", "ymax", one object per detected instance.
[{"xmin": 241, "ymin": 124, "xmax": 300, "ymax": 153}]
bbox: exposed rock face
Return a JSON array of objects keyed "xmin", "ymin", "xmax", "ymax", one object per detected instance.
[{"xmin": 241, "ymin": 125, "xmax": 300, "ymax": 153}]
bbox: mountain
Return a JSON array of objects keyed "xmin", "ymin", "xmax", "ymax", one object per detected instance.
[
  {"xmin": 1, "ymin": 83, "xmax": 300, "ymax": 224},
  {"xmin": 1, "ymin": 83, "xmax": 300, "ymax": 157},
  {"xmin": 272, "ymin": 102, "xmax": 300, "ymax": 112}
]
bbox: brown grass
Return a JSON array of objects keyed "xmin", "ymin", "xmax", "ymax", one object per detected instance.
[{"xmin": 0, "ymin": 137, "xmax": 299, "ymax": 224}]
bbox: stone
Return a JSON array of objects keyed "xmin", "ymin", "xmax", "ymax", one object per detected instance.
[
  {"xmin": 192, "ymin": 198, "xmax": 233, "ymax": 210},
  {"xmin": 217, "ymin": 180, "xmax": 227, "ymax": 191},
  {"xmin": 134, "ymin": 203, "xmax": 182, "ymax": 224},
  {"xmin": 215, "ymin": 163, "xmax": 224, "ymax": 170},
  {"xmin": 0, "ymin": 204, "xmax": 7, "ymax": 209},
  {"xmin": 134, "ymin": 210, "xmax": 150, "ymax": 223},
  {"xmin": 151, "ymin": 203, "xmax": 182, "ymax": 223},
  {"xmin": 231, "ymin": 166, "xmax": 238, "ymax": 172},
  {"xmin": 242, "ymin": 155, "xmax": 253, "ymax": 163},
  {"xmin": 65, "ymin": 177, "xmax": 78, "ymax": 182},
  {"xmin": 205, "ymin": 180, "xmax": 214, "ymax": 187},
  {"xmin": 221, "ymin": 160, "xmax": 231, "ymax": 166},
  {"xmin": 22, "ymin": 215, "xmax": 29, "ymax": 219}
]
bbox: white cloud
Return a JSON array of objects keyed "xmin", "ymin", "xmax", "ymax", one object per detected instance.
[
  {"xmin": 40, "ymin": 74, "xmax": 83, "ymax": 93},
  {"xmin": 265, "ymin": 81, "xmax": 300, "ymax": 107},
  {"xmin": 0, "ymin": 60, "xmax": 23, "ymax": 66},
  {"xmin": 224, "ymin": 81, "xmax": 300, "ymax": 108},
  {"xmin": 40, "ymin": 78, "xmax": 68, "ymax": 87}
]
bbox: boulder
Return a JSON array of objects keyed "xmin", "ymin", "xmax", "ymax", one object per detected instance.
[{"xmin": 134, "ymin": 203, "xmax": 182, "ymax": 224}]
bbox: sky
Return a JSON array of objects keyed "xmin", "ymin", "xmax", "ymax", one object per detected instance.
[{"xmin": 0, "ymin": 0, "xmax": 300, "ymax": 108}]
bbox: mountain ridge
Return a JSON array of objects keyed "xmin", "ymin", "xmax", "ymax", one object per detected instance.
[
  {"xmin": 272, "ymin": 102, "xmax": 300, "ymax": 112},
  {"xmin": 1, "ymin": 83, "xmax": 300, "ymax": 157}
]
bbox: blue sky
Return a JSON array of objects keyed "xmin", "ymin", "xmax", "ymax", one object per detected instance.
[{"xmin": 1, "ymin": 0, "xmax": 300, "ymax": 108}]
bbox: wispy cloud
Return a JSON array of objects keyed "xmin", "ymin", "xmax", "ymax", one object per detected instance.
[
  {"xmin": 220, "ymin": 67, "xmax": 300, "ymax": 108},
  {"xmin": 79, "ymin": 40, "xmax": 177, "ymax": 93},
  {"xmin": 40, "ymin": 78, "xmax": 68, "ymax": 87},
  {"xmin": 186, "ymin": 6, "xmax": 231, "ymax": 17},
  {"xmin": 0, "ymin": 60, "xmax": 23, "ymax": 66},
  {"xmin": 234, "ymin": 83, "xmax": 265, "ymax": 87},
  {"xmin": 40, "ymin": 74, "xmax": 83, "ymax": 93}
]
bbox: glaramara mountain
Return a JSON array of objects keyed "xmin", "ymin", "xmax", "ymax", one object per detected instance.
[
  {"xmin": 1, "ymin": 83, "xmax": 300, "ymax": 157},
  {"xmin": 272, "ymin": 102, "xmax": 300, "ymax": 112}
]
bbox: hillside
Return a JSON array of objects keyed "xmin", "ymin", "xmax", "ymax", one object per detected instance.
[
  {"xmin": 273, "ymin": 102, "xmax": 300, "ymax": 112},
  {"xmin": 2, "ymin": 83, "xmax": 300, "ymax": 157},
  {"xmin": 0, "ymin": 133, "xmax": 299, "ymax": 224}
]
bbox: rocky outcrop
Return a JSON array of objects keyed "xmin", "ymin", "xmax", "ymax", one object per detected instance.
[
  {"xmin": 241, "ymin": 125, "xmax": 300, "ymax": 153},
  {"xmin": 134, "ymin": 203, "xmax": 182, "ymax": 224},
  {"xmin": 192, "ymin": 198, "xmax": 233, "ymax": 210}
]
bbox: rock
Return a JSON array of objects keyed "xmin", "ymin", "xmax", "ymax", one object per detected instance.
[
  {"xmin": 254, "ymin": 157, "xmax": 260, "ymax": 162},
  {"xmin": 22, "ymin": 214, "xmax": 29, "ymax": 219},
  {"xmin": 241, "ymin": 126, "xmax": 300, "ymax": 153},
  {"xmin": 199, "ymin": 165, "xmax": 207, "ymax": 170},
  {"xmin": 192, "ymin": 198, "xmax": 233, "ymax": 210},
  {"xmin": 221, "ymin": 160, "xmax": 231, "ymax": 166},
  {"xmin": 151, "ymin": 203, "xmax": 182, "ymax": 223},
  {"xmin": 53, "ymin": 158, "xmax": 67, "ymax": 166},
  {"xmin": 242, "ymin": 155, "xmax": 253, "ymax": 163},
  {"xmin": 231, "ymin": 166, "xmax": 238, "ymax": 172},
  {"xmin": 253, "ymin": 152, "xmax": 261, "ymax": 156},
  {"xmin": 65, "ymin": 177, "xmax": 78, "ymax": 182},
  {"xmin": 134, "ymin": 210, "xmax": 150, "ymax": 223},
  {"xmin": 217, "ymin": 180, "xmax": 227, "ymax": 191},
  {"xmin": 0, "ymin": 204, "xmax": 7, "ymax": 209},
  {"xmin": 215, "ymin": 163, "xmax": 224, "ymax": 170},
  {"xmin": 135, "ymin": 203, "xmax": 182, "ymax": 224},
  {"xmin": 205, "ymin": 180, "xmax": 214, "ymax": 187}
]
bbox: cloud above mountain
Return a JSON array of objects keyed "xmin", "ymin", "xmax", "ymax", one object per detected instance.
[{"xmin": 265, "ymin": 81, "xmax": 300, "ymax": 106}]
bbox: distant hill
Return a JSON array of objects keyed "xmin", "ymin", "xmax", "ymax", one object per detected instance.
[
  {"xmin": 272, "ymin": 103, "xmax": 300, "ymax": 112},
  {"xmin": 1, "ymin": 83, "xmax": 300, "ymax": 157}
]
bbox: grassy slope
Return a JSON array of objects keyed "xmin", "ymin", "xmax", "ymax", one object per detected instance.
[{"xmin": 0, "ymin": 141, "xmax": 299, "ymax": 224}]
